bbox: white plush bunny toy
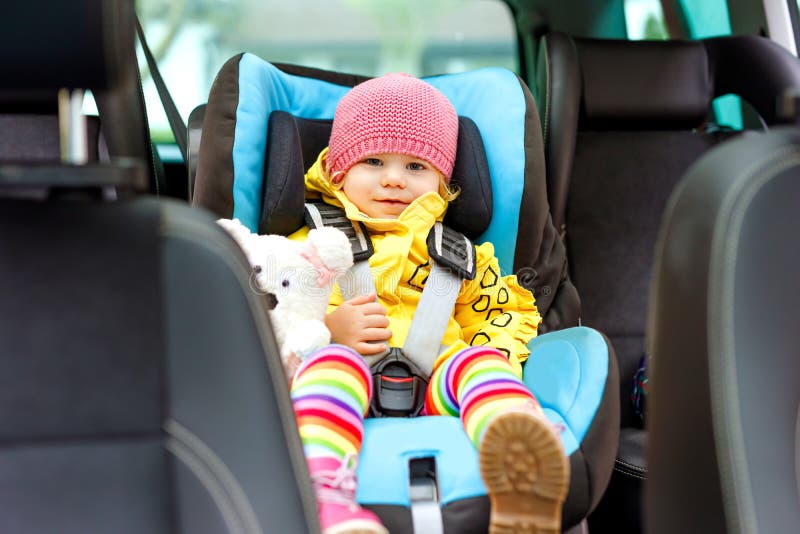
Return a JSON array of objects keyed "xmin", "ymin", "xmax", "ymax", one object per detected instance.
[{"xmin": 218, "ymin": 218, "xmax": 354, "ymax": 379}]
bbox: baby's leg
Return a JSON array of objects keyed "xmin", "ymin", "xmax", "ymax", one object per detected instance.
[
  {"xmin": 425, "ymin": 346, "xmax": 569, "ymax": 534},
  {"xmin": 291, "ymin": 345, "xmax": 387, "ymax": 534}
]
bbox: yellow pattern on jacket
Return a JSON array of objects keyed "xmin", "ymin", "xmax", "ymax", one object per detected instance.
[{"xmin": 289, "ymin": 148, "xmax": 541, "ymax": 377}]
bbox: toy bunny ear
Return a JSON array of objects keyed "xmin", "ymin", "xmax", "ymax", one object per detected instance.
[
  {"xmin": 301, "ymin": 228, "xmax": 354, "ymax": 287},
  {"xmin": 217, "ymin": 218, "xmax": 255, "ymax": 249},
  {"xmin": 299, "ymin": 240, "xmax": 337, "ymax": 288},
  {"xmin": 306, "ymin": 228, "xmax": 354, "ymax": 274}
]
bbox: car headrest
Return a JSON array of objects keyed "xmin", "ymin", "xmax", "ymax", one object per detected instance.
[
  {"xmin": 569, "ymin": 34, "xmax": 800, "ymax": 129},
  {"xmin": 1, "ymin": 0, "xmax": 134, "ymax": 93},
  {"xmin": 703, "ymin": 35, "xmax": 800, "ymax": 125},
  {"xmin": 0, "ymin": 0, "xmax": 147, "ymax": 195},
  {"xmin": 575, "ymin": 38, "xmax": 711, "ymax": 129},
  {"xmin": 195, "ymin": 56, "xmax": 540, "ymax": 271}
]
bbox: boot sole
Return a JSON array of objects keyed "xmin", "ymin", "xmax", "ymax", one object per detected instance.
[{"xmin": 479, "ymin": 411, "xmax": 570, "ymax": 534}]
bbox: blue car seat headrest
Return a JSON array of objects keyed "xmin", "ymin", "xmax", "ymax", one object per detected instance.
[
  {"xmin": 260, "ymin": 111, "xmax": 492, "ymax": 238},
  {"xmin": 194, "ymin": 55, "xmax": 541, "ymax": 273}
]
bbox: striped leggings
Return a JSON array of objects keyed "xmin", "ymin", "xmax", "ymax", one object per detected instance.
[{"xmin": 291, "ymin": 344, "xmax": 539, "ymax": 462}]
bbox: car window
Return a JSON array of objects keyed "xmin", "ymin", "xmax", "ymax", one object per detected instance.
[
  {"xmin": 624, "ymin": 0, "xmax": 668, "ymax": 40},
  {"xmin": 136, "ymin": 0, "xmax": 517, "ymax": 144}
]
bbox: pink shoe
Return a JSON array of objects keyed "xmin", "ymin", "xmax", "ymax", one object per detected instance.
[{"xmin": 308, "ymin": 455, "xmax": 388, "ymax": 534}]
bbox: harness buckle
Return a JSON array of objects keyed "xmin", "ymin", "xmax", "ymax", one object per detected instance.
[{"xmin": 370, "ymin": 348, "xmax": 428, "ymax": 418}]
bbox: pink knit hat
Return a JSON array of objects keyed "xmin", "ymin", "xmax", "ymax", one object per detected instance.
[{"xmin": 327, "ymin": 73, "xmax": 459, "ymax": 181}]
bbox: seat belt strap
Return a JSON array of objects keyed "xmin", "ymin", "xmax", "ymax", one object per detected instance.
[
  {"xmin": 305, "ymin": 201, "xmax": 376, "ymax": 301},
  {"xmin": 304, "ymin": 201, "xmax": 373, "ymax": 261},
  {"xmin": 426, "ymin": 222, "xmax": 476, "ymax": 280},
  {"xmin": 409, "ymin": 457, "xmax": 444, "ymax": 534},
  {"xmin": 134, "ymin": 16, "xmax": 187, "ymax": 163},
  {"xmin": 403, "ymin": 223, "xmax": 476, "ymax": 375},
  {"xmin": 402, "ymin": 261, "xmax": 462, "ymax": 376},
  {"xmin": 410, "ymin": 501, "xmax": 444, "ymax": 534},
  {"xmin": 341, "ymin": 261, "xmax": 376, "ymax": 302}
]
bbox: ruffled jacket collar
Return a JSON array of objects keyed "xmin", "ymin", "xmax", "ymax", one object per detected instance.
[{"xmin": 304, "ymin": 148, "xmax": 448, "ymax": 235}]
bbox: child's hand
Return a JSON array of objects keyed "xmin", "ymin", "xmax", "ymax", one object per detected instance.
[{"xmin": 325, "ymin": 293, "xmax": 392, "ymax": 355}]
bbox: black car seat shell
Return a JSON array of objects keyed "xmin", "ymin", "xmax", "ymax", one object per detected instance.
[
  {"xmin": 193, "ymin": 55, "xmax": 621, "ymax": 532},
  {"xmin": 536, "ymin": 31, "xmax": 800, "ymax": 532},
  {"xmin": 647, "ymin": 126, "xmax": 800, "ymax": 533},
  {"xmin": 0, "ymin": 1, "xmax": 317, "ymax": 532}
]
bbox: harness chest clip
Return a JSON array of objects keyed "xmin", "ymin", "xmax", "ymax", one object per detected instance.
[{"xmin": 370, "ymin": 348, "xmax": 428, "ymax": 418}]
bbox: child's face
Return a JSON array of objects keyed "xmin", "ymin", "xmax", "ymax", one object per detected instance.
[{"xmin": 341, "ymin": 152, "xmax": 442, "ymax": 219}]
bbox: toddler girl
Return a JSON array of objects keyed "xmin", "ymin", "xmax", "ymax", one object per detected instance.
[{"xmin": 288, "ymin": 73, "xmax": 568, "ymax": 534}]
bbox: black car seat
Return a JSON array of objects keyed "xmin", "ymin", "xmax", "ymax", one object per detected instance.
[
  {"xmin": 536, "ymin": 31, "xmax": 800, "ymax": 532},
  {"xmin": 647, "ymin": 126, "xmax": 800, "ymax": 533},
  {"xmin": 192, "ymin": 57, "xmax": 621, "ymax": 533},
  {"xmin": 0, "ymin": 2, "xmax": 317, "ymax": 532}
]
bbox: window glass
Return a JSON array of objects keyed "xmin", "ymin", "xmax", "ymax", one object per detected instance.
[
  {"xmin": 624, "ymin": 0, "xmax": 668, "ymax": 40},
  {"xmin": 136, "ymin": 0, "xmax": 517, "ymax": 143},
  {"xmin": 677, "ymin": 0, "xmax": 741, "ymax": 129},
  {"xmin": 678, "ymin": 0, "xmax": 732, "ymax": 38}
]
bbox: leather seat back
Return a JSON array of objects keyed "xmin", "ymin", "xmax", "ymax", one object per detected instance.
[
  {"xmin": 647, "ymin": 126, "xmax": 800, "ymax": 534},
  {"xmin": 536, "ymin": 31, "xmax": 800, "ymax": 532},
  {"xmin": 0, "ymin": 2, "xmax": 316, "ymax": 532},
  {"xmin": 538, "ymin": 32, "xmax": 800, "ymax": 428}
]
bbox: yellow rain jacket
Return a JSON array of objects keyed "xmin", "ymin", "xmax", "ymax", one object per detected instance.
[{"xmin": 289, "ymin": 148, "xmax": 541, "ymax": 377}]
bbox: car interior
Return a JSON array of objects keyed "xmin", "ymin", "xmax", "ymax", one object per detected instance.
[{"xmin": 1, "ymin": 0, "xmax": 798, "ymax": 533}]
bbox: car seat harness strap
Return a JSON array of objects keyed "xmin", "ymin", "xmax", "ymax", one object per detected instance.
[
  {"xmin": 305, "ymin": 201, "xmax": 373, "ymax": 261},
  {"xmin": 305, "ymin": 203, "xmax": 476, "ymax": 418}
]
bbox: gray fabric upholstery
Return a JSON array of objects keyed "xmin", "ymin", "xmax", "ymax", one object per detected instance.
[
  {"xmin": 647, "ymin": 127, "xmax": 800, "ymax": 533},
  {"xmin": 0, "ymin": 115, "xmax": 101, "ymax": 162},
  {"xmin": 0, "ymin": 198, "xmax": 169, "ymax": 533},
  {"xmin": 0, "ymin": 441, "xmax": 171, "ymax": 534},
  {"xmin": 568, "ymin": 130, "xmax": 720, "ymax": 426},
  {"xmin": 0, "ymin": 199, "xmax": 164, "ymax": 440},
  {"xmin": 0, "ymin": 0, "xmax": 159, "ymax": 193}
]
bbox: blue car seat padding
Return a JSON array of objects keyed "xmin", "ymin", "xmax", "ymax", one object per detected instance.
[{"xmin": 524, "ymin": 326, "xmax": 610, "ymax": 449}]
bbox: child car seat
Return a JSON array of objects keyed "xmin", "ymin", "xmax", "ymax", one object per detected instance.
[{"xmin": 193, "ymin": 56, "xmax": 620, "ymax": 533}]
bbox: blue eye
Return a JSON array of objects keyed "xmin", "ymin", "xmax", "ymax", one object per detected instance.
[{"xmin": 364, "ymin": 158, "xmax": 382, "ymax": 166}]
